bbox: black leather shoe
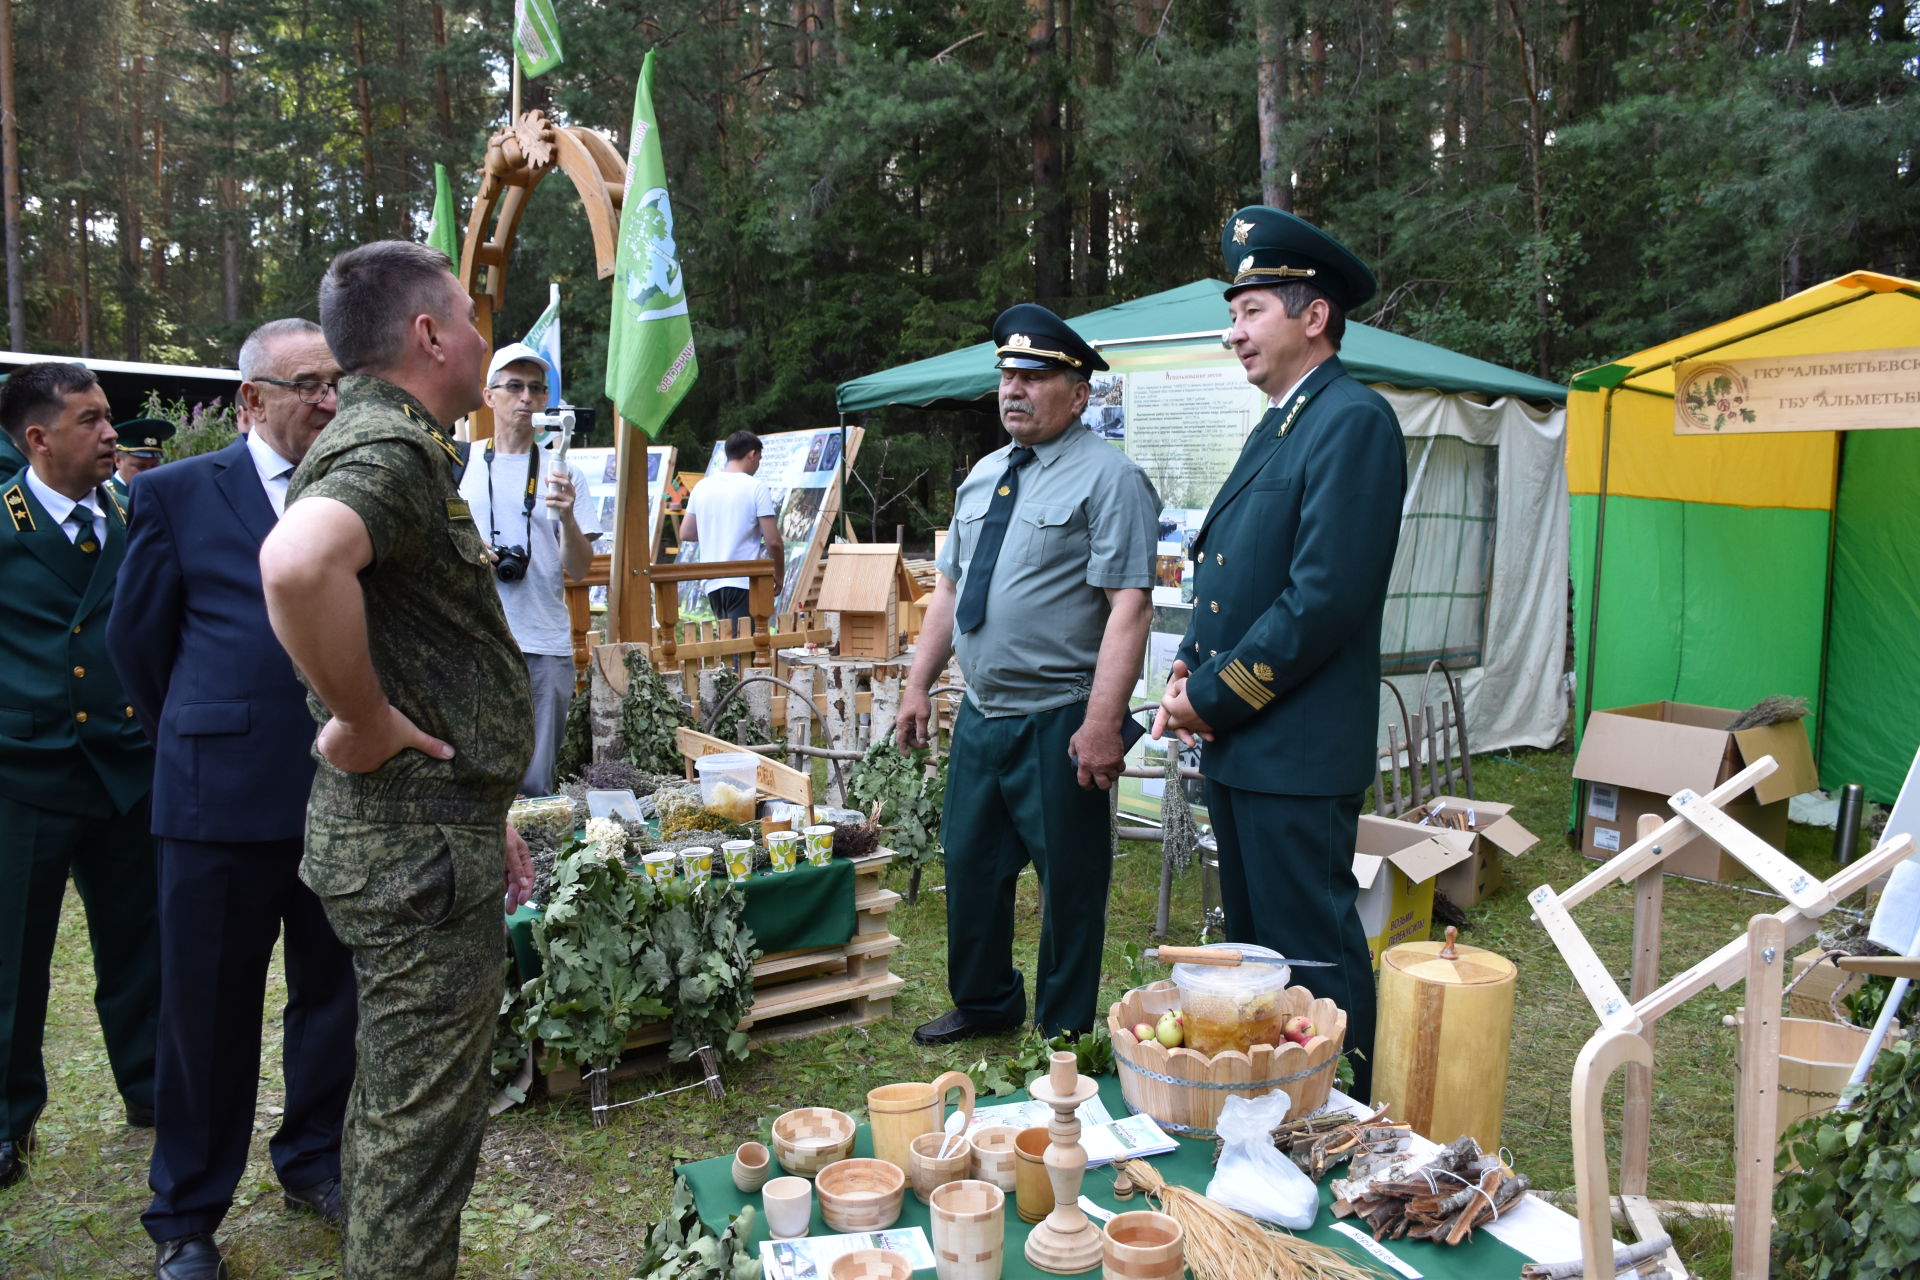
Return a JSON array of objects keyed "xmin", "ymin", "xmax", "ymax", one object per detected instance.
[
  {"xmin": 283, "ymin": 1175, "xmax": 344, "ymax": 1227},
  {"xmin": 912, "ymin": 1008, "xmax": 1021, "ymax": 1045},
  {"xmin": 125, "ymin": 1102, "xmax": 156, "ymax": 1128},
  {"xmin": 155, "ymin": 1233, "xmax": 228, "ymax": 1280},
  {"xmin": 0, "ymin": 1134, "xmax": 31, "ymax": 1190}
]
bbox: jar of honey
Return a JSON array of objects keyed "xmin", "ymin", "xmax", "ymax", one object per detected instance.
[{"xmin": 1170, "ymin": 943, "xmax": 1293, "ymax": 1056}]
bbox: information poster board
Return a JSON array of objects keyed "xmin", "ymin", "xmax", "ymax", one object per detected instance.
[
  {"xmin": 1088, "ymin": 340, "xmax": 1267, "ymax": 820},
  {"xmin": 571, "ymin": 443, "xmax": 676, "ymax": 609},
  {"xmin": 676, "ymin": 426, "xmax": 863, "ymax": 619}
]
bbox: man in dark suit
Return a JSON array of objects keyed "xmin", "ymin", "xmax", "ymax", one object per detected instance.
[
  {"xmin": 0, "ymin": 362, "xmax": 159, "ymax": 1190},
  {"xmin": 1154, "ymin": 207, "xmax": 1405, "ymax": 1100},
  {"xmin": 109, "ymin": 319, "xmax": 356, "ymax": 1280}
]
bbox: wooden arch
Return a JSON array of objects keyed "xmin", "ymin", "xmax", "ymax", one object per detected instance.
[{"xmin": 452, "ymin": 110, "xmax": 652, "ymax": 641}]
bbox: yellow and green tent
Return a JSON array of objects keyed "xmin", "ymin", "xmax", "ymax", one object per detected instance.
[{"xmin": 1569, "ymin": 271, "xmax": 1920, "ymax": 802}]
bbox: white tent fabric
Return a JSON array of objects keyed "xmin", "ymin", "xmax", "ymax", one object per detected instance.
[{"xmin": 1375, "ymin": 387, "xmax": 1569, "ymax": 758}]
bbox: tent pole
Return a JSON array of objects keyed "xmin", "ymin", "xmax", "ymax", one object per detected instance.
[
  {"xmin": 1813, "ymin": 432, "xmax": 1846, "ymax": 771},
  {"xmin": 838, "ymin": 414, "xmax": 852, "ymax": 541},
  {"xmin": 1574, "ymin": 384, "xmax": 1617, "ymax": 832}
]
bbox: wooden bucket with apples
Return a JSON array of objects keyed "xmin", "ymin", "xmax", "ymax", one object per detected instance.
[{"xmin": 1107, "ymin": 969, "xmax": 1346, "ymax": 1139}]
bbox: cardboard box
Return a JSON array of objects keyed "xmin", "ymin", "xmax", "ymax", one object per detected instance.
[
  {"xmin": 1401, "ymin": 796, "xmax": 1541, "ymax": 907},
  {"xmin": 1353, "ymin": 815, "xmax": 1477, "ymax": 968},
  {"xmin": 1572, "ymin": 701, "xmax": 1820, "ymax": 882}
]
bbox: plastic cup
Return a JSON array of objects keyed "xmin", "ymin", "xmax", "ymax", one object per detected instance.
[
  {"xmin": 722, "ymin": 839, "xmax": 755, "ymax": 883},
  {"xmin": 803, "ymin": 824, "xmax": 836, "ymax": 865}
]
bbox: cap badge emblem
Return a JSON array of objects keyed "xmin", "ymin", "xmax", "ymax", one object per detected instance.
[
  {"xmin": 1232, "ymin": 218, "xmax": 1254, "ymax": 245},
  {"xmin": 1007, "ymin": 333, "xmax": 1033, "ymax": 349},
  {"xmin": 1238, "ymin": 255, "xmax": 1254, "ymax": 274}
]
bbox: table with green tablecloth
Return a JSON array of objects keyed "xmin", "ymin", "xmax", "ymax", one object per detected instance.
[
  {"xmin": 677, "ymin": 1073, "xmax": 1578, "ymax": 1278},
  {"xmin": 507, "ymin": 856, "xmax": 858, "ymax": 981}
]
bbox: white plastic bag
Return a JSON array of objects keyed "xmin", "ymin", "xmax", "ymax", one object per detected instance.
[{"xmin": 1205, "ymin": 1090, "xmax": 1320, "ymax": 1229}]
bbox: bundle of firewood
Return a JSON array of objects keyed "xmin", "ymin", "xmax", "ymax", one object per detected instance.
[
  {"xmin": 1329, "ymin": 1135, "xmax": 1530, "ymax": 1246},
  {"xmin": 1250, "ymin": 1104, "xmax": 1415, "ymax": 1182}
]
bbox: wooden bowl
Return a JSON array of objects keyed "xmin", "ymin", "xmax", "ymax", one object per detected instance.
[
  {"xmin": 829, "ymin": 1249, "xmax": 914, "ymax": 1280},
  {"xmin": 814, "ymin": 1157, "xmax": 906, "ymax": 1232},
  {"xmin": 772, "ymin": 1107, "xmax": 856, "ymax": 1178},
  {"xmin": 1109, "ymin": 981, "xmax": 1347, "ymax": 1139}
]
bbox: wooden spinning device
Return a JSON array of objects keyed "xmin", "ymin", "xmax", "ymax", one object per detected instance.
[{"xmin": 1529, "ymin": 755, "xmax": 1913, "ymax": 1278}]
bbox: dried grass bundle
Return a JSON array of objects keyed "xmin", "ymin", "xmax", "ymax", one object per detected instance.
[{"xmin": 1116, "ymin": 1160, "xmax": 1394, "ymax": 1280}]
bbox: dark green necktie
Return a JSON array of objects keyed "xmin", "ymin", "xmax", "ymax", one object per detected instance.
[
  {"xmin": 954, "ymin": 445, "xmax": 1036, "ymax": 634},
  {"xmin": 66, "ymin": 510, "xmax": 98, "ymax": 554}
]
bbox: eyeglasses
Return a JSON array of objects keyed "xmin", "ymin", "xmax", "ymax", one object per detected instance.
[
  {"xmin": 255, "ymin": 378, "xmax": 340, "ymax": 405},
  {"xmin": 490, "ymin": 379, "xmax": 550, "ymax": 398}
]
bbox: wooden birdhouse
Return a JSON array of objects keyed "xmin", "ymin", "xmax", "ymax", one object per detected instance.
[{"xmin": 817, "ymin": 544, "xmax": 917, "ymax": 658}]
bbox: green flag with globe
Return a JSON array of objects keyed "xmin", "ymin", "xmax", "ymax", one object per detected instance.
[{"xmin": 605, "ymin": 50, "xmax": 696, "ymax": 438}]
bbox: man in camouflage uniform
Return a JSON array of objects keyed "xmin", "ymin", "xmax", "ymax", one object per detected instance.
[{"xmin": 260, "ymin": 241, "xmax": 535, "ymax": 1280}]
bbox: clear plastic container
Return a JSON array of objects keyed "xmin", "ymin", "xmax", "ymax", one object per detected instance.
[
  {"xmin": 694, "ymin": 752, "xmax": 759, "ymax": 822},
  {"xmin": 1171, "ymin": 942, "xmax": 1292, "ymax": 1056}
]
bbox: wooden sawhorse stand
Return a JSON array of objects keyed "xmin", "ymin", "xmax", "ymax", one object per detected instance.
[{"xmin": 1529, "ymin": 755, "xmax": 1914, "ymax": 1278}]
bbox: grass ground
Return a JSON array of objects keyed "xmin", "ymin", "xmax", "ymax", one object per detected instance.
[{"xmin": 0, "ymin": 746, "xmax": 1869, "ymax": 1277}]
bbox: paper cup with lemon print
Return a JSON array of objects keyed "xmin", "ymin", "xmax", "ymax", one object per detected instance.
[
  {"xmin": 765, "ymin": 830, "xmax": 802, "ymax": 873},
  {"xmin": 679, "ymin": 846, "xmax": 715, "ymax": 880},
  {"xmin": 802, "ymin": 824, "xmax": 836, "ymax": 866},
  {"xmin": 641, "ymin": 852, "xmax": 677, "ymax": 883},
  {"xmin": 721, "ymin": 839, "xmax": 755, "ymax": 882}
]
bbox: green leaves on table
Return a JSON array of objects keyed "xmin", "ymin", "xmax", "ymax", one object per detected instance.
[{"xmin": 631, "ymin": 1178, "xmax": 760, "ymax": 1280}]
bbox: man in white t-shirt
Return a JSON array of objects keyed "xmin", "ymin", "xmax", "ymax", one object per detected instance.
[
  {"xmin": 457, "ymin": 342, "xmax": 598, "ymax": 795},
  {"xmin": 679, "ymin": 430, "xmax": 783, "ymax": 621}
]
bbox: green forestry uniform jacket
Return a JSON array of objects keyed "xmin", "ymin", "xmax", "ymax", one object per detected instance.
[
  {"xmin": 0, "ymin": 471, "xmax": 158, "ymax": 1137},
  {"xmin": 285, "ymin": 374, "xmax": 532, "ymax": 1280}
]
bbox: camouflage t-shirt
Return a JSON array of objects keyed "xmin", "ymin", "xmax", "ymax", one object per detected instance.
[{"xmin": 286, "ymin": 374, "xmax": 533, "ymax": 825}]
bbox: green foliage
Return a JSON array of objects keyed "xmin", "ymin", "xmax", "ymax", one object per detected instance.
[
  {"xmin": 1774, "ymin": 1038, "xmax": 1920, "ymax": 1278},
  {"xmin": 846, "ymin": 731, "xmax": 946, "ymax": 869},
  {"xmin": 146, "ymin": 392, "xmax": 239, "ymax": 461},
  {"xmin": 554, "ymin": 685, "xmax": 593, "ymax": 784},
  {"xmin": 511, "ymin": 828, "xmax": 761, "ymax": 1075},
  {"xmin": 1843, "ymin": 973, "xmax": 1920, "ymax": 1030},
  {"xmin": 630, "ymin": 1178, "xmax": 760, "ymax": 1280},
  {"xmin": 705, "ymin": 667, "xmax": 764, "ymax": 746},
  {"xmin": 620, "ymin": 649, "xmax": 692, "ymax": 776},
  {"xmin": 968, "ymin": 1023, "xmax": 1115, "ymax": 1098}
]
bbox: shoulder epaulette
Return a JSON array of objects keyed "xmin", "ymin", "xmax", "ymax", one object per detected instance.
[
  {"xmin": 402, "ymin": 404, "xmax": 465, "ymax": 467},
  {"xmin": 4, "ymin": 484, "xmax": 34, "ymax": 532}
]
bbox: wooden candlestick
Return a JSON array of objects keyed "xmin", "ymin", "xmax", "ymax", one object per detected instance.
[{"xmin": 1023, "ymin": 1051, "xmax": 1104, "ymax": 1274}]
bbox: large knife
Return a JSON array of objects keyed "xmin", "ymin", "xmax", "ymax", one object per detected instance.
[{"xmin": 1146, "ymin": 946, "xmax": 1335, "ymax": 968}]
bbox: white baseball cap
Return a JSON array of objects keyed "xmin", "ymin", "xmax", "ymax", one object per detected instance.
[{"xmin": 486, "ymin": 342, "xmax": 554, "ymax": 384}]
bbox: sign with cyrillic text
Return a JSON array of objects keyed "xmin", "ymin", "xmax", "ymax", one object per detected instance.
[{"xmin": 1674, "ymin": 348, "xmax": 1920, "ymax": 435}]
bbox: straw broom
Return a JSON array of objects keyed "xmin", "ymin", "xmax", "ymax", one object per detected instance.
[{"xmin": 1116, "ymin": 1160, "xmax": 1395, "ymax": 1280}]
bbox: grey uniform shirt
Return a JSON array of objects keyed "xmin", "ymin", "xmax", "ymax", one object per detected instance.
[{"xmin": 937, "ymin": 424, "xmax": 1159, "ymax": 717}]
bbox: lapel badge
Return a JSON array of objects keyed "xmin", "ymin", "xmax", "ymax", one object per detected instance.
[
  {"xmin": 1232, "ymin": 218, "xmax": 1253, "ymax": 245},
  {"xmin": 1278, "ymin": 394, "xmax": 1307, "ymax": 437}
]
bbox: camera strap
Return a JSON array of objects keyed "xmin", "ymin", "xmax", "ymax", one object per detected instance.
[{"xmin": 483, "ymin": 440, "xmax": 540, "ymax": 546}]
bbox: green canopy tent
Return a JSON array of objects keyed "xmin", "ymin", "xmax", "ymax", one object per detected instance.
[
  {"xmin": 835, "ymin": 279, "xmax": 1566, "ymax": 413},
  {"xmin": 834, "ymin": 281, "xmax": 1576, "ymax": 759}
]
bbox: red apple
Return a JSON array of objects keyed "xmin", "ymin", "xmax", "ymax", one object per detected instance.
[
  {"xmin": 1282, "ymin": 1015, "xmax": 1315, "ymax": 1046},
  {"xmin": 1131, "ymin": 1021, "xmax": 1156, "ymax": 1043}
]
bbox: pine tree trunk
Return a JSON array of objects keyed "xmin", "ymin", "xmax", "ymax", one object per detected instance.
[
  {"xmin": 430, "ymin": 0, "xmax": 453, "ymax": 137},
  {"xmin": 353, "ymin": 16, "xmax": 378, "ymax": 238},
  {"xmin": 1255, "ymin": 0, "xmax": 1291, "ymax": 211},
  {"xmin": 1084, "ymin": 2, "xmax": 1112, "ymax": 296},
  {"xmin": 1027, "ymin": 0, "xmax": 1065, "ymax": 304},
  {"xmin": 0, "ymin": 0, "xmax": 25, "ymax": 350},
  {"xmin": 219, "ymin": 23, "xmax": 241, "ymax": 325}
]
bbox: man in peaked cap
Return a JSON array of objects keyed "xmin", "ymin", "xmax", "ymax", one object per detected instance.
[
  {"xmin": 1153, "ymin": 207, "xmax": 1405, "ymax": 1100},
  {"xmin": 109, "ymin": 416, "xmax": 176, "ymax": 500},
  {"xmin": 897, "ymin": 303, "xmax": 1159, "ymax": 1043}
]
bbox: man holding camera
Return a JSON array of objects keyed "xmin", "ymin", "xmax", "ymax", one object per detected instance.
[{"xmin": 456, "ymin": 342, "xmax": 598, "ymax": 797}]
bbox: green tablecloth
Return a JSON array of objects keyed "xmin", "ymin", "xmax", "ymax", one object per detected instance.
[
  {"xmin": 506, "ymin": 857, "xmax": 857, "ymax": 981},
  {"xmin": 677, "ymin": 1074, "xmax": 1535, "ymax": 1279}
]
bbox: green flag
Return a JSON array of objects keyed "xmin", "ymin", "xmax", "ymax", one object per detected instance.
[
  {"xmin": 513, "ymin": 0, "xmax": 564, "ymax": 78},
  {"xmin": 605, "ymin": 50, "xmax": 696, "ymax": 438},
  {"xmin": 428, "ymin": 163, "xmax": 460, "ymax": 264}
]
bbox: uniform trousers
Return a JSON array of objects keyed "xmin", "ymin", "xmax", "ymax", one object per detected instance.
[
  {"xmin": 302, "ymin": 817, "xmax": 505, "ymax": 1280},
  {"xmin": 520, "ymin": 652, "xmax": 575, "ymax": 797},
  {"xmin": 940, "ymin": 699, "xmax": 1112, "ymax": 1036},
  {"xmin": 144, "ymin": 836, "xmax": 357, "ymax": 1241},
  {"xmin": 0, "ymin": 794, "xmax": 157, "ymax": 1137},
  {"xmin": 1203, "ymin": 782, "xmax": 1376, "ymax": 1100}
]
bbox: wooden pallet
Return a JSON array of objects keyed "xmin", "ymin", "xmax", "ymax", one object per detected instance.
[{"xmin": 542, "ymin": 849, "xmax": 905, "ymax": 1095}]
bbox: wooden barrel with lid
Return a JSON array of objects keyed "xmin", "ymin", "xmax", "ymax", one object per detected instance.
[{"xmin": 1372, "ymin": 926, "xmax": 1517, "ymax": 1152}]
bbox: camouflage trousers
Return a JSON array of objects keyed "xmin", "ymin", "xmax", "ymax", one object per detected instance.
[{"xmin": 302, "ymin": 817, "xmax": 506, "ymax": 1280}]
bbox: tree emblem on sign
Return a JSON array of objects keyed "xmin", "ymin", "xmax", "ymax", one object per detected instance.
[
  {"xmin": 1678, "ymin": 363, "xmax": 1757, "ymax": 431},
  {"xmin": 621, "ymin": 186, "xmax": 688, "ymax": 322}
]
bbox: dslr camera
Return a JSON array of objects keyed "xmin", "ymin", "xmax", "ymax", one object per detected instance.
[{"xmin": 494, "ymin": 544, "xmax": 531, "ymax": 582}]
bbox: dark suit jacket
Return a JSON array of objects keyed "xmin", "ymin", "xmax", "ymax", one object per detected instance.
[
  {"xmin": 0, "ymin": 474, "xmax": 152, "ymax": 817},
  {"xmin": 108, "ymin": 437, "xmax": 317, "ymax": 842},
  {"xmin": 1177, "ymin": 356, "xmax": 1406, "ymax": 795}
]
